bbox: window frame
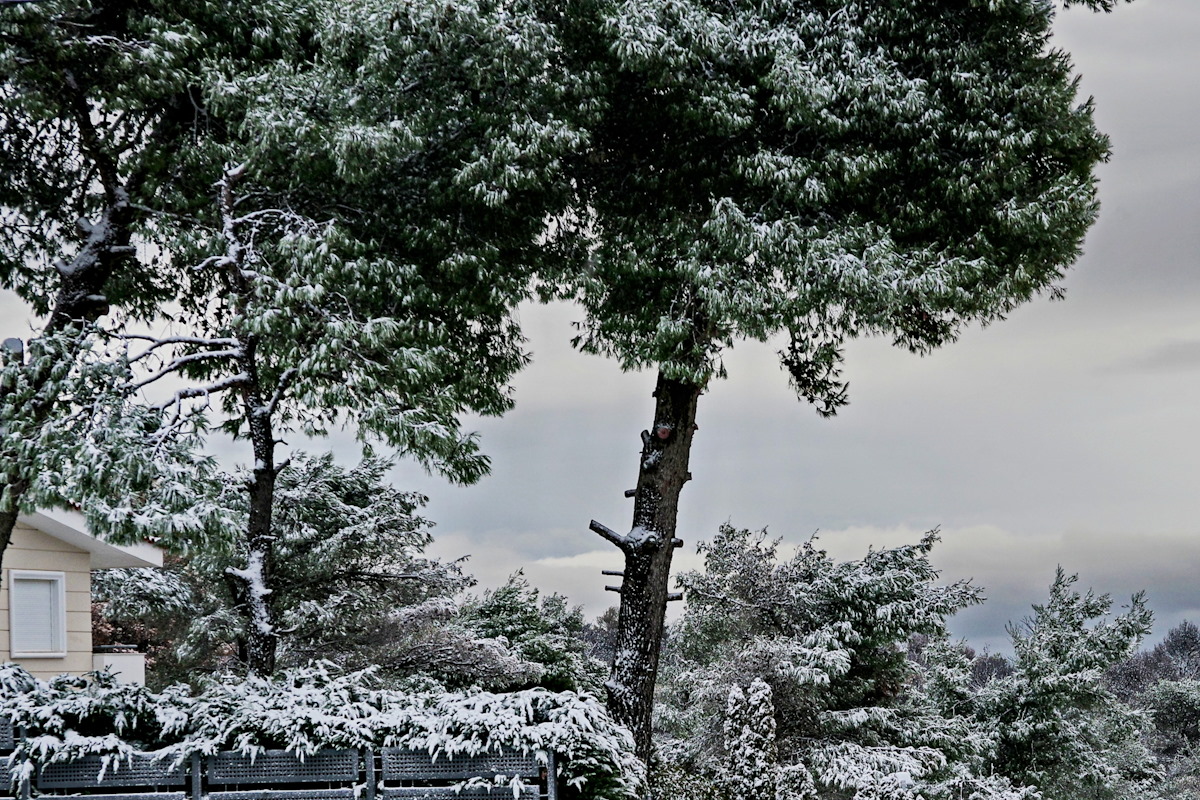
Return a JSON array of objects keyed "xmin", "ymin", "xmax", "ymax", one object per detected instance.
[{"xmin": 9, "ymin": 570, "xmax": 67, "ymax": 659}]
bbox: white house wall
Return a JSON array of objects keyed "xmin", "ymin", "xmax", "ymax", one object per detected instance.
[{"xmin": 1, "ymin": 522, "xmax": 93, "ymax": 679}]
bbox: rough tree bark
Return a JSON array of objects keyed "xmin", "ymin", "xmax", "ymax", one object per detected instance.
[
  {"xmin": 593, "ymin": 372, "xmax": 702, "ymax": 767},
  {"xmin": 215, "ymin": 167, "xmax": 281, "ymax": 676},
  {"xmin": 229, "ymin": 335, "xmax": 280, "ymax": 677}
]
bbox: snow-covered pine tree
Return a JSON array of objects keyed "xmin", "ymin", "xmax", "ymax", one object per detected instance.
[
  {"xmin": 93, "ymin": 453, "xmax": 554, "ymax": 689},
  {"xmin": 543, "ymin": 0, "xmax": 1138, "ymax": 763},
  {"xmin": 722, "ymin": 679, "xmax": 778, "ymax": 800},
  {"xmin": 655, "ymin": 525, "xmax": 1032, "ymax": 799},
  {"xmin": 0, "ymin": 0, "xmax": 246, "ymax": 568},
  {"xmin": 461, "ymin": 572, "xmax": 608, "ymax": 694},
  {"xmin": 975, "ymin": 568, "xmax": 1156, "ymax": 799},
  {"xmin": 114, "ymin": 0, "xmax": 586, "ymax": 674}
]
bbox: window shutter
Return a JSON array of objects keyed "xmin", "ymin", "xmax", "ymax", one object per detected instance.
[{"xmin": 10, "ymin": 572, "xmax": 65, "ymax": 656}]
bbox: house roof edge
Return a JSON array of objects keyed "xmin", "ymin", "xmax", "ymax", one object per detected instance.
[{"xmin": 16, "ymin": 509, "xmax": 164, "ymax": 569}]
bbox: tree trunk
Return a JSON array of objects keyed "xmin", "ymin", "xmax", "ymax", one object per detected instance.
[
  {"xmin": 0, "ymin": 506, "xmax": 21, "ymax": 576},
  {"xmin": 227, "ymin": 333, "xmax": 280, "ymax": 676},
  {"xmin": 597, "ymin": 371, "xmax": 702, "ymax": 769},
  {"xmin": 240, "ymin": 477, "xmax": 278, "ymax": 675},
  {"xmin": 215, "ymin": 166, "xmax": 280, "ymax": 677}
]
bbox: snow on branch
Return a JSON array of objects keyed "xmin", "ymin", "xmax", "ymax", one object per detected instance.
[
  {"xmin": 130, "ymin": 348, "xmax": 244, "ymax": 390},
  {"xmin": 590, "ymin": 519, "xmax": 633, "ymax": 552},
  {"xmin": 124, "ymin": 335, "xmax": 241, "ymax": 363},
  {"xmin": 263, "ymin": 367, "xmax": 298, "ymax": 420},
  {"xmin": 156, "ymin": 373, "xmax": 250, "ymax": 411},
  {"xmin": 0, "ymin": 663, "xmax": 646, "ymax": 800},
  {"xmin": 590, "ymin": 520, "xmax": 682, "ymax": 554},
  {"xmin": 151, "ymin": 373, "xmax": 250, "ymax": 438}
]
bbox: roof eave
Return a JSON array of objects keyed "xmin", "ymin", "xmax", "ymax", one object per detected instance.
[{"xmin": 16, "ymin": 509, "xmax": 164, "ymax": 569}]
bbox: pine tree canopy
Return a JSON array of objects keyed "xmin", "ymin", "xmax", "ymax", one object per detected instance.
[{"xmin": 550, "ymin": 0, "xmax": 1115, "ymax": 413}]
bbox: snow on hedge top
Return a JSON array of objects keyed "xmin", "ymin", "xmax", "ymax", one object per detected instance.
[{"xmin": 0, "ymin": 663, "xmax": 644, "ymax": 800}]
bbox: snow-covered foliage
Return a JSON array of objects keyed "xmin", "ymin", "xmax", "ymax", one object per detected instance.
[
  {"xmin": 99, "ymin": 0, "xmax": 601, "ymax": 671},
  {"xmin": 1, "ymin": 328, "xmax": 232, "ymax": 549},
  {"xmin": 0, "ymin": 663, "xmax": 644, "ymax": 800},
  {"xmin": 462, "ymin": 573, "xmax": 608, "ymax": 695},
  {"xmin": 0, "ymin": 0, "xmax": 270, "ymax": 565},
  {"xmin": 551, "ymin": 0, "xmax": 1120, "ymax": 397},
  {"xmin": 722, "ymin": 679, "xmax": 777, "ymax": 799},
  {"xmin": 92, "ymin": 454, "xmax": 559, "ymax": 689},
  {"xmin": 1142, "ymin": 679, "xmax": 1200, "ymax": 798},
  {"xmin": 0, "ymin": 0, "xmax": 212, "ymax": 316},
  {"xmin": 231, "ymin": 454, "xmax": 463, "ymax": 665},
  {"xmin": 1100, "ymin": 621, "xmax": 1200, "ymax": 797},
  {"xmin": 655, "ymin": 525, "xmax": 1036, "ymax": 800},
  {"xmin": 974, "ymin": 569, "xmax": 1157, "ymax": 799},
  {"xmin": 139, "ymin": 0, "xmax": 590, "ymax": 479}
]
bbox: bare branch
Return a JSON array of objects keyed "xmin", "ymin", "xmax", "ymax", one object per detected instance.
[
  {"xmin": 154, "ymin": 372, "xmax": 249, "ymax": 411},
  {"xmin": 591, "ymin": 519, "xmax": 631, "ymax": 552},
  {"xmin": 130, "ymin": 348, "xmax": 242, "ymax": 389}
]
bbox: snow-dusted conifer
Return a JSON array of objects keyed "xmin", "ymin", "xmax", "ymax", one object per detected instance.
[
  {"xmin": 656, "ymin": 525, "xmax": 1041, "ymax": 799},
  {"xmin": 722, "ymin": 679, "xmax": 778, "ymax": 800},
  {"xmin": 93, "ymin": 453, "xmax": 545, "ymax": 688},
  {"xmin": 461, "ymin": 572, "xmax": 608, "ymax": 694},
  {"xmin": 0, "ymin": 0, "xmax": 247, "ymax": 566},
  {"xmin": 976, "ymin": 568, "xmax": 1156, "ymax": 799},
  {"xmin": 113, "ymin": 0, "xmax": 587, "ymax": 674},
  {"xmin": 551, "ymin": 0, "xmax": 1140, "ymax": 761}
]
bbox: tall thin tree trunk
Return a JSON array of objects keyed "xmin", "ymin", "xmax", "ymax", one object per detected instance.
[
  {"xmin": 218, "ymin": 167, "xmax": 279, "ymax": 677},
  {"xmin": 238, "ymin": 373, "xmax": 278, "ymax": 676},
  {"xmin": 594, "ymin": 371, "xmax": 702, "ymax": 768}
]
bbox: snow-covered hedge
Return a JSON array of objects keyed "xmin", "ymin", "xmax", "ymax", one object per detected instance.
[{"xmin": 0, "ymin": 663, "xmax": 644, "ymax": 800}]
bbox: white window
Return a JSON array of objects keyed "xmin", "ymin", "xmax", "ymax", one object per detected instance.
[{"xmin": 9, "ymin": 571, "xmax": 66, "ymax": 658}]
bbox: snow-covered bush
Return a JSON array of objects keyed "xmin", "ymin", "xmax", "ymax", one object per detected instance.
[
  {"xmin": 461, "ymin": 572, "xmax": 608, "ymax": 694},
  {"xmin": 0, "ymin": 666, "xmax": 193, "ymax": 792},
  {"xmin": 654, "ymin": 525, "xmax": 1032, "ymax": 800},
  {"xmin": 722, "ymin": 679, "xmax": 777, "ymax": 799},
  {"xmin": 0, "ymin": 662, "xmax": 643, "ymax": 799}
]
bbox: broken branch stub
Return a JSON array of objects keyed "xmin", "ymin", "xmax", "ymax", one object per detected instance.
[{"xmin": 590, "ymin": 519, "xmax": 631, "ymax": 552}]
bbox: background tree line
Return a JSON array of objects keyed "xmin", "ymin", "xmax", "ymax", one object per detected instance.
[{"xmin": 94, "ymin": 516, "xmax": 1200, "ymax": 800}]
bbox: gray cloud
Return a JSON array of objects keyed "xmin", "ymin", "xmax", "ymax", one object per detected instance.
[{"xmin": 1106, "ymin": 338, "xmax": 1200, "ymax": 374}]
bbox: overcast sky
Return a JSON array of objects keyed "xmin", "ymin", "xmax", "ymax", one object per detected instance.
[{"xmin": 3, "ymin": 0, "xmax": 1198, "ymax": 655}]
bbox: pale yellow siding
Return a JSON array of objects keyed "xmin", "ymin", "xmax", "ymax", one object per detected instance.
[{"xmin": 1, "ymin": 521, "xmax": 94, "ymax": 680}]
